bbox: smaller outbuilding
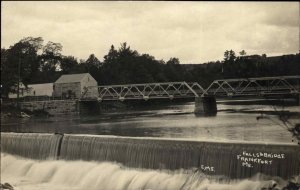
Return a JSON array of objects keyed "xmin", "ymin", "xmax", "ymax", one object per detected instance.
[
  {"xmin": 53, "ymin": 73, "xmax": 98, "ymax": 99},
  {"xmin": 28, "ymin": 83, "xmax": 54, "ymax": 97},
  {"xmin": 8, "ymin": 83, "xmax": 54, "ymax": 98}
]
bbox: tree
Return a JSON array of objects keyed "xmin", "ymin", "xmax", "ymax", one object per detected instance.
[
  {"xmin": 228, "ymin": 50, "xmax": 236, "ymax": 61},
  {"xmin": 118, "ymin": 42, "xmax": 138, "ymax": 58},
  {"xmin": 224, "ymin": 50, "xmax": 236, "ymax": 62},
  {"xmin": 165, "ymin": 58, "xmax": 184, "ymax": 81},
  {"xmin": 60, "ymin": 56, "xmax": 78, "ymax": 74},
  {"xmin": 42, "ymin": 41, "xmax": 62, "ymax": 56},
  {"xmin": 81, "ymin": 54, "xmax": 102, "ymax": 82},
  {"xmin": 39, "ymin": 41, "xmax": 63, "ymax": 72},
  {"xmin": 223, "ymin": 50, "xmax": 237, "ymax": 78},
  {"xmin": 38, "ymin": 41, "xmax": 63, "ymax": 82},
  {"xmin": 239, "ymin": 50, "xmax": 247, "ymax": 56},
  {"xmin": 103, "ymin": 45, "xmax": 118, "ymax": 64},
  {"xmin": 100, "ymin": 43, "xmax": 169, "ymax": 85},
  {"xmin": 101, "ymin": 45, "xmax": 120, "ymax": 84},
  {"xmin": 166, "ymin": 57, "xmax": 180, "ymax": 65},
  {"xmin": 1, "ymin": 37, "xmax": 43, "ymax": 97},
  {"xmin": 224, "ymin": 50, "xmax": 230, "ymax": 61},
  {"xmin": 85, "ymin": 54, "xmax": 102, "ymax": 69},
  {"xmin": 1, "ymin": 48, "xmax": 11, "ymax": 98}
]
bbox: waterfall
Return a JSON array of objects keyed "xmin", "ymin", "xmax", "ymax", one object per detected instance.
[
  {"xmin": 1, "ymin": 133, "xmax": 63, "ymax": 160},
  {"xmin": 59, "ymin": 134, "xmax": 300, "ymax": 179},
  {"xmin": 1, "ymin": 132, "xmax": 299, "ymax": 179}
]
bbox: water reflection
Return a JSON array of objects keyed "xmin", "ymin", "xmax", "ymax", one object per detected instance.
[{"xmin": 1, "ymin": 100, "xmax": 299, "ymax": 144}]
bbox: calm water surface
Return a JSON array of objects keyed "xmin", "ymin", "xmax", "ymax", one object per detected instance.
[{"xmin": 1, "ymin": 99, "xmax": 299, "ymax": 144}]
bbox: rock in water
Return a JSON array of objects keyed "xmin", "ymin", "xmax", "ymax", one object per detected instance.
[
  {"xmin": 20, "ymin": 112, "xmax": 30, "ymax": 118},
  {"xmin": 0, "ymin": 183, "xmax": 14, "ymax": 190}
]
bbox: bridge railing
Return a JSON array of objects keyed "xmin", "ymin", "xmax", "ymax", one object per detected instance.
[
  {"xmin": 81, "ymin": 76, "xmax": 300, "ymax": 100},
  {"xmin": 204, "ymin": 75, "xmax": 300, "ymax": 97},
  {"xmin": 82, "ymin": 82, "xmax": 204, "ymax": 100},
  {"xmin": 81, "ymin": 82, "xmax": 206, "ymax": 101}
]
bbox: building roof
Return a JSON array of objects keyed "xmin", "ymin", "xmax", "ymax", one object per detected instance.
[{"xmin": 55, "ymin": 73, "xmax": 90, "ymax": 84}]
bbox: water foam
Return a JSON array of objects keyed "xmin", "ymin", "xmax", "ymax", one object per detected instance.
[{"xmin": 1, "ymin": 153, "xmax": 295, "ymax": 190}]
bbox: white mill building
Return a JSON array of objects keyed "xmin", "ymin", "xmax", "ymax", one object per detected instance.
[{"xmin": 53, "ymin": 73, "xmax": 98, "ymax": 99}]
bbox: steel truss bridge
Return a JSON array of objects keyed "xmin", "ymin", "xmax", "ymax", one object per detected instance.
[{"xmin": 81, "ymin": 76, "xmax": 300, "ymax": 101}]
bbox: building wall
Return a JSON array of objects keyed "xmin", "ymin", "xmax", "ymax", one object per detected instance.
[
  {"xmin": 80, "ymin": 74, "xmax": 98, "ymax": 98},
  {"xmin": 8, "ymin": 83, "xmax": 27, "ymax": 98},
  {"xmin": 8, "ymin": 83, "xmax": 53, "ymax": 98},
  {"xmin": 53, "ymin": 74, "xmax": 98, "ymax": 99},
  {"xmin": 27, "ymin": 83, "xmax": 54, "ymax": 96},
  {"xmin": 53, "ymin": 82, "xmax": 81, "ymax": 98}
]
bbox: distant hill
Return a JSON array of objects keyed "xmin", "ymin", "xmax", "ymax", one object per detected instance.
[{"xmin": 180, "ymin": 53, "xmax": 300, "ymax": 87}]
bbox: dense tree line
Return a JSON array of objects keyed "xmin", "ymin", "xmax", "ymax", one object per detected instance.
[{"xmin": 1, "ymin": 37, "xmax": 299, "ymax": 97}]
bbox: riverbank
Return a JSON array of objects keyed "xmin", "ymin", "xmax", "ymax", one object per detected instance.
[{"xmin": 1, "ymin": 104, "xmax": 51, "ymax": 119}]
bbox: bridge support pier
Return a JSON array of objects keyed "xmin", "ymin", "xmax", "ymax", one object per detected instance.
[
  {"xmin": 79, "ymin": 101, "xmax": 100, "ymax": 115},
  {"xmin": 296, "ymin": 94, "xmax": 300, "ymax": 105},
  {"xmin": 194, "ymin": 96, "xmax": 217, "ymax": 116}
]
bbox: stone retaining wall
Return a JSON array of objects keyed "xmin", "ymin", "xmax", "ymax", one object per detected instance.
[{"xmin": 20, "ymin": 100, "xmax": 79, "ymax": 115}]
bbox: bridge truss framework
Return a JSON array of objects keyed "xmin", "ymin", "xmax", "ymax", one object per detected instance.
[{"xmin": 81, "ymin": 76, "xmax": 300, "ymax": 101}]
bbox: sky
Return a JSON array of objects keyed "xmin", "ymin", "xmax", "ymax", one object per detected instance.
[{"xmin": 1, "ymin": 1, "xmax": 299, "ymax": 63}]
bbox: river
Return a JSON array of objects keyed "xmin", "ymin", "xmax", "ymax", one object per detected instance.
[{"xmin": 1, "ymin": 99, "xmax": 299, "ymax": 144}]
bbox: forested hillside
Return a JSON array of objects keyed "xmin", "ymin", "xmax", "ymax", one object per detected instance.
[{"xmin": 1, "ymin": 37, "xmax": 299, "ymax": 97}]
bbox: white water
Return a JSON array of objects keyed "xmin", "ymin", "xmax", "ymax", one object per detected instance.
[{"xmin": 1, "ymin": 153, "xmax": 293, "ymax": 190}]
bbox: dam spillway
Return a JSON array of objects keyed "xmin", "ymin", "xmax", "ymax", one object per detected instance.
[
  {"xmin": 1, "ymin": 132, "xmax": 299, "ymax": 179},
  {"xmin": 1, "ymin": 133, "xmax": 63, "ymax": 160}
]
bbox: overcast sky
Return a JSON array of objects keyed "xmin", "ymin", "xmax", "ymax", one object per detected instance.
[{"xmin": 1, "ymin": 1, "xmax": 299, "ymax": 63}]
